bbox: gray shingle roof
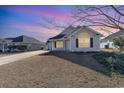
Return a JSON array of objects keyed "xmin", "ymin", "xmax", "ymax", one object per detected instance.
[
  {"xmin": 49, "ymin": 34, "xmax": 66, "ymax": 39},
  {"xmin": 6, "ymin": 35, "xmax": 42, "ymax": 44},
  {"xmin": 48, "ymin": 25, "xmax": 102, "ymax": 41},
  {"xmin": 49, "ymin": 26, "xmax": 76, "ymax": 40},
  {"xmin": 0, "ymin": 39, "xmax": 7, "ymax": 44}
]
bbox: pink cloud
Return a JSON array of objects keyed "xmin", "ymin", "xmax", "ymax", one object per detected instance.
[
  {"xmin": 41, "ymin": 10, "xmax": 71, "ymax": 21},
  {"xmin": 92, "ymin": 26, "xmax": 118, "ymax": 36}
]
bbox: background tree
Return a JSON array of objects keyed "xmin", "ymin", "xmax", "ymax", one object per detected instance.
[{"xmin": 113, "ymin": 36, "xmax": 124, "ymax": 52}]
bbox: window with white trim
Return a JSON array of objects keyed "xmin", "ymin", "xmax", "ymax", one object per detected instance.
[
  {"xmin": 55, "ymin": 41, "xmax": 64, "ymax": 48},
  {"xmin": 78, "ymin": 32, "xmax": 90, "ymax": 48}
]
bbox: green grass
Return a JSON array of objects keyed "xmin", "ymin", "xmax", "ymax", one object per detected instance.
[{"xmin": 93, "ymin": 52, "xmax": 124, "ymax": 75}]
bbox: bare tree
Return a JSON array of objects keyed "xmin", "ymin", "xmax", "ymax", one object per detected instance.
[
  {"xmin": 111, "ymin": 5, "xmax": 124, "ymax": 16},
  {"xmin": 72, "ymin": 5, "xmax": 124, "ymax": 33},
  {"xmin": 39, "ymin": 5, "xmax": 124, "ymax": 35}
]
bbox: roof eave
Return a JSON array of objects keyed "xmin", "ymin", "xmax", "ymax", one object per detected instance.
[{"xmin": 48, "ymin": 38, "xmax": 68, "ymax": 42}]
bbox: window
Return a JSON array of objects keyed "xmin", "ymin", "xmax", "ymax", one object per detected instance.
[
  {"xmin": 76, "ymin": 39, "xmax": 78, "ymax": 48},
  {"xmin": 78, "ymin": 32, "xmax": 90, "ymax": 48},
  {"xmin": 90, "ymin": 38, "xmax": 93, "ymax": 48},
  {"xmin": 55, "ymin": 41, "xmax": 64, "ymax": 48},
  {"xmin": 54, "ymin": 42, "xmax": 56, "ymax": 48}
]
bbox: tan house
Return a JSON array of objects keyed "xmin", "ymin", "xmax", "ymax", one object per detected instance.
[{"xmin": 6, "ymin": 35, "xmax": 45, "ymax": 52}]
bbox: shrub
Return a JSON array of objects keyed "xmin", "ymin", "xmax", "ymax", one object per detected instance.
[
  {"xmin": 106, "ymin": 57, "xmax": 117, "ymax": 72},
  {"xmin": 113, "ymin": 36, "xmax": 124, "ymax": 52},
  {"xmin": 93, "ymin": 52, "xmax": 124, "ymax": 75}
]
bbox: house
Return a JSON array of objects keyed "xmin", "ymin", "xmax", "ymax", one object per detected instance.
[
  {"xmin": 6, "ymin": 35, "xmax": 45, "ymax": 51},
  {"xmin": 0, "ymin": 39, "xmax": 7, "ymax": 52},
  {"xmin": 100, "ymin": 30, "xmax": 124, "ymax": 49},
  {"xmin": 47, "ymin": 26, "xmax": 102, "ymax": 52}
]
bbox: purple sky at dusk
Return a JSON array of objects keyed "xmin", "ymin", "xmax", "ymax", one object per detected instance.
[
  {"xmin": 0, "ymin": 5, "xmax": 121, "ymax": 42},
  {"xmin": 0, "ymin": 5, "xmax": 75, "ymax": 42}
]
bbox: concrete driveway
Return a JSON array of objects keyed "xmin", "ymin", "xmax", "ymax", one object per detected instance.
[{"xmin": 0, "ymin": 50, "xmax": 49, "ymax": 66}]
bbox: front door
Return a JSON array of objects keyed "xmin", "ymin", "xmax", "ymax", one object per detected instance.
[{"xmin": 65, "ymin": 40, "xmax": 70, "ymax": 51}]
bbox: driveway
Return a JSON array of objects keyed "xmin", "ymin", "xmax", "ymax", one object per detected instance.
[{"xmin": 0, "ymin": 50, "xmax": 48, "ymax": 66}]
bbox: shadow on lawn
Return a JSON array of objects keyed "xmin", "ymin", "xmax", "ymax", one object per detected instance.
[{"xmin": 39, "ymin": 51, "xmax": 111, "ymax": 76}]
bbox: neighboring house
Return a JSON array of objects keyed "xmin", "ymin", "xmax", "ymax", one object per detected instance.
[
  {"xmin": 0, "ymin": 39, "xmax": 7, "ymax": 52},
  {"xmin": 6, "ymin": 35, "xmax": 45, "ymax": 51},
  {"xmin": 100, "ymin": 30, "xmax": 124, "ymax": 49},
  {"xmin": 47, "ymin": 26, "xmax": 102, "ymax": 52}
]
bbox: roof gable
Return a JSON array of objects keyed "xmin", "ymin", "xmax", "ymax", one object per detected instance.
[
  {"xmin": 48, "ymin": 26, "xmax": 103, "ymax": 41},
  {"xmin": 67, "ymin": 26, "xmax": 103, "ymax": 38}
]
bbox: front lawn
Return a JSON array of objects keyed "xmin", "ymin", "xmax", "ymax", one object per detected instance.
[
  {"xmin": 93, "ymin": 52, "xmax": 124, "ymax": 75},
  {"xmin": 1, "ymin": 52, "xmax": 124, "ymax": 87}
]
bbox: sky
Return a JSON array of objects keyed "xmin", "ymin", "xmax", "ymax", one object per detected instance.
[
  {"xmin": 0, "ymin": 5, "xmax": 75, "ymax": 42},
  {"xmin": 0, "ymin": 5, "xmax": 122, "ymax": 42}
]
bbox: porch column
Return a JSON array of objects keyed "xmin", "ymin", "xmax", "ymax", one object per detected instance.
[
  {"xmin": 64, "ymin": 40, "xmax": 66, "ymax": 51},
  {"xmin": 52, "ymin": 41, "xmax": 55, "ymax": 51}
]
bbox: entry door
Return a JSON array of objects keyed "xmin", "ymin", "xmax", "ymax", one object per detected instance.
[{"xmin": 65, "ymin": 40, "xmax": 70, "ymax": 51}]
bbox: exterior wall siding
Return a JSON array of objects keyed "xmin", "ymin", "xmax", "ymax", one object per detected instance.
[
  {"xmin": 100, "ymin": 40, "xmax": 116, "ymax": 49},
  {"xmin": 70, "ymin": 30, "xmax": 100, "ymax": 52},
  {"xmin": 27, "ymin": 44, "xmax": 43, "ymax": 50},
  {"xmin": 8, "ymin": 42, "xmax": 43, "ymax": 51}
]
